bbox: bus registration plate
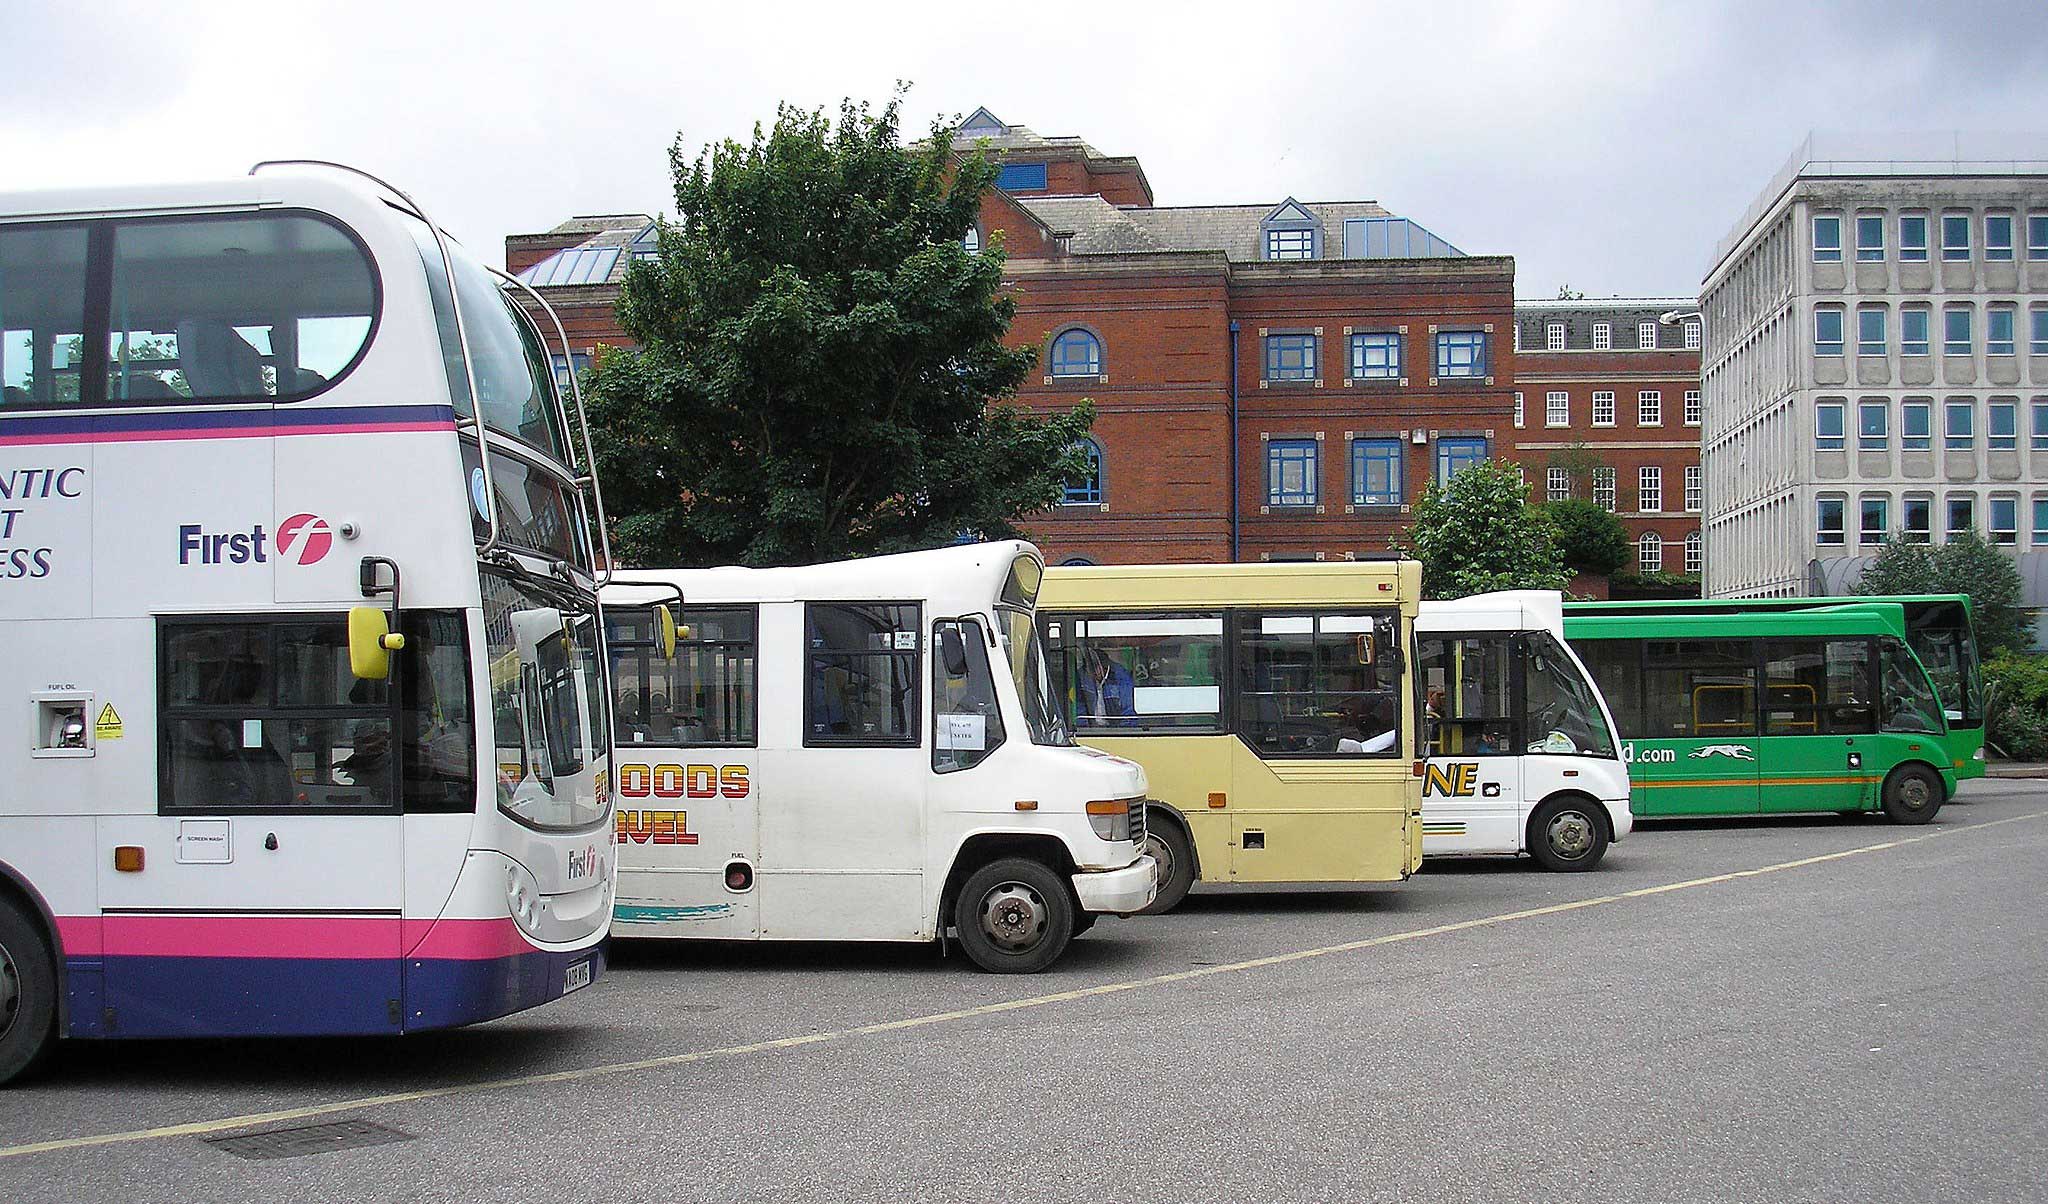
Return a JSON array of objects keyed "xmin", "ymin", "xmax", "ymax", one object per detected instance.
[{"xmin": 563, "ymin": 960, "xmax": 592, "ymax": 994}]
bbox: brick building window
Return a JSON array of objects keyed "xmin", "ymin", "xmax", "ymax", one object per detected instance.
[
  {"xmin": 1592, "ymin": 467, "xmax": 1616, "ymax": 512},
  {"xmin": 1546, "ymin": 322, "xmax": 1565, "ymax": 350},
  {"xmin": 1902, "ymin": 307, "xmax": 1931, "ymax": 356},
  {"xmin": 1685, "ymin": 321, "xmax": 1701, "ymax": 350},
  {"xmin": 1816, "ymin": 497, "xmax": 1846, "ymax": 547},
  {"xmin": 1684, "ymin": 390, "xmax": 1702, "ymax": 426},
  {"xmin": 1513, "ymin": 391, "xmax": 1524, "ymax": 428},
  {"xmin": 1684, "ymin": 465, "xmax": 1702, "ymax": 513},
  {"xmin": 1592, "ymin": 391, "xmax": 1615, "ymax": 426},
  {"xmin": 1350, "ymin": 439, "xmax": 1402, "ymax": 505},
  {"xmin": 1435, "ymin": 437, "xmax": 1487, "ymax": 484},
  {"xmin": 1638, "ymin": 532, "xmax": 1664, "ymax": 572},
  {"xmin": 1049, "ymin": 328, "xmax": 1102, "ymax": 378},
  {"xmin": 1266, "ymin": 228, "xmax": 1314, "ymax": 260},
  {"xmin": 1985, "ymin": 214, "xmax": 2014, "ymax": 262},
  {"xmin": 1435, "ymin": 330, "xmax": 1488, "ymax": 379},
  {"xmin": 1899, "ymin": 214, "xmax": 1928, "ymax": 262},
  {"xmin": 963, "ymin": 225, "xmax": 981, "ymax": 254},
  {"xmin": 1638, "ymin": 390, "xmax": 1662, "ymax": 426},
  {"xmin": 550, "ymin": 352, "xmax": 590, "ymax": 396},
  {"xmin": 1063, "ymin": 438, "xmax": 1103, "ymax": 505},
  {"xmin": 1902, "ymin": 401, "xmax": 1932, "ymax": 451},
  {"xmin": 1859, "ymin": 400, "xmax": 1888, "ymax": 451},
  {"xmin": 1638, "ymin": 320, "xmax": 1658, "ymax": 348},
  {"xmin": 1545, "ymin": 391, "xmax": 1569, "ymax": 427},
  {"xmin": 1546, "ymin": 467, "xmax": 1571, "ymax": 501},
  {"xmin": 1593, "ymin": 322, "xmax": 1611, "ymax": 350},
  {"xmin": 1267, "ymin": 439, "xmax": 1318, "ymax": 506},
  {"xmin": 1639, "ymin": 466, "xmax": 1662, "ymax": 513},
  {"xmin": 1860, "ymin": 495, "xmax": 1889, "ymax": 545},
  {"xmin": 1348, "ymin": 332, "xmax": 1401, "ymax": 380},
  {"xmin": 1812, "ymin": 215, "xmax": 1842, "ymax": 262},
  {"xmin": 1264, "ymin": 333, "xmax": 1318, "ymax": 382},
  {"xmin": 996, "ymin": 163, "xmax": 1049, "ymax": 192},
  {"xmin": 1684, "ymin": 531, "xmax": 1703, "ymax": 574}
]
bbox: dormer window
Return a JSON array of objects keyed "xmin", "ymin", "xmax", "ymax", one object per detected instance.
[
  {"xmin": 1266, "ymin": 228, "xmax": 1314, "ymax": 260},
  {"xmin": 1260, "ymin": 198, "xmax": 1320, "ymax": 261}
]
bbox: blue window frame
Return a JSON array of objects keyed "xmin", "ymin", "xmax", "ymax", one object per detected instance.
[
  {"xmin": 1435, "ymin": 436, "xmax": 1487, "ymax": 483},
  {"xmin": 550, "ymin": 352, "xmax": 589, "ymax": 395},
  {"xmin": 1049, "ymin": 328, "xmax": 1102, "ymax": 377},
  {"xmin": 1350, "ymin": 438, "xmax": 1402, "ymax": 505},
  {"xmin": 1434, "ymin": 330, "xmax": 1488, "ymax": 379},
  {"xmin": 1063, "ymin": 438, "xmax": 1103, "ymax": 505},
  {"xmin": 995, "ymin": 163, "xmax": 1048, "ymax": 192},
  {"xmin": 1267, "ymin": 439, "xmax": 1318, "ymax": 506},
  {"xmin": 1348, "ymin": 332, "xmax": 1401, "ymax": 380},
  {"xmin": 1263, "ymin": 333, "xmax": 1317, "ymax": 382}
]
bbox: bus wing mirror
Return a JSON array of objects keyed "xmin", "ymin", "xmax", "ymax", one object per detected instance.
[
  {"xmin": 940, "ymin": 627, "xmax": 970, "ymax": 678},
  {"xmin": 657, "ymin": 605, "xmax": 679, "ymax": 659},
  {"xmin": 348, "ymin": 606, "xmax": 403, "ymax": 680}
]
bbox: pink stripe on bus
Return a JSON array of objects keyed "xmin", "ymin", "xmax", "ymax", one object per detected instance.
[{"xmin": 52, "ymin": 914, "xmax": 533, "ymax": 962}]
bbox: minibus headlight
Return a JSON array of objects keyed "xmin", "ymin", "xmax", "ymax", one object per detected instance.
[{"xmin": 1086, "ymin": 798, "xmax": 1133, "ymax": 842}]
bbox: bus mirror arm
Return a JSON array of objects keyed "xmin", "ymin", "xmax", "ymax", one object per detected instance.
[
  {"xmin": 607, "ymin": 579, "xmax": 689, "ymax": 659},
  {"xmin": 350, "ymin": 557, "xmax": 406, "ymax": 680}
]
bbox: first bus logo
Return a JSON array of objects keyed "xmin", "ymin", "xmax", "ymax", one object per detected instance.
[{"xmin": 179, "ymin": 512, "xmax": 332, "ymax": 567}]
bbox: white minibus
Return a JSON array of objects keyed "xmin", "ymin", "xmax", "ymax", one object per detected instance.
[{"xmin": 603, "ymin": 542, "xmax": 1156, "ymax": 972}]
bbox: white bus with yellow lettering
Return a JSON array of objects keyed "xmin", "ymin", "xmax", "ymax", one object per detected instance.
[
  {"xmin": 1416, "ymin": 591, "xmax": 1631, "ymax": 870},
  {"xmin": 601, "ymin": 542, "xmax": 1157, "ymax": 973}
]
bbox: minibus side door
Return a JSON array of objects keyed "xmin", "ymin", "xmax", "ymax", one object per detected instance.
[
  {"xmin": 1418, "ymin": 634, "xmax": 1522, "ymax": 854},
  {"xmin": 1759, "ymin": 637, "xmax": 1876, "ymax": 813}
]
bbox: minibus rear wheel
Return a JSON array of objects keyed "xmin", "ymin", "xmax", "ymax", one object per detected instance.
[
  {"xmin": 953, "ymin": 858, "xmax": 1075, "ymax": 974},
  {"xmin": 0, "ymin": 900, "xmax": 58, "ymax": 1086},
  {"xmin": 1881, "ymin": 764, "xmax": 1942, "ymax": 825}
]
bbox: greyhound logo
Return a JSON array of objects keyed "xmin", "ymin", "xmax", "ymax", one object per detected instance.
[
  {"xmin": 275, "ymin": 513, "xmax": 333, "ymax": 566},
  {"xmin": 1691, "ymin": 744, "xmax": 1755, "ymax": 761}
]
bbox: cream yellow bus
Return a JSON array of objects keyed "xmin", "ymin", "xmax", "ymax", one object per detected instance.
[{"xmin": 1040, "ymin": 561, "xmax": 1424, "ymax": 913}]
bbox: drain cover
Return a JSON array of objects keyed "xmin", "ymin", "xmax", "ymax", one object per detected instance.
[{"xmin": 204, "ymin": 1118, "xmax": 414, "ymax": 1161}]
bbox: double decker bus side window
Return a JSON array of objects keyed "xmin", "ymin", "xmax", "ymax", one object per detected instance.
[
  {"xmin": 804, "ymin": 603, "xmax": 921, "ymax": 747},
  {"xmin": 1235, "ymin": 611, "xmax": 1402, "ymax": 757},
  {"xmin": 0, "ymin": 224, "xmax": 89, "ymax": 407},
  {"xmin": 933, "ymin": 618, "xmax": 1006, "ymax": 773},
  {"xmin": 610, "ymin": 606, "xmax": 758, "ymax": 747}
]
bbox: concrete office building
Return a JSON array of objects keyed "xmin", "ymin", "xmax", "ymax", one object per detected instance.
[{"xmin": 1699, "ymin": 134, "xmax": 2048, "ymax": 603}]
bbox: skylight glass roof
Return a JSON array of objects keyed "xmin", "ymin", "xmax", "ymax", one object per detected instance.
[{"xmin": 518, "ymin": 245, "xmax": 622, "ymax": 287}]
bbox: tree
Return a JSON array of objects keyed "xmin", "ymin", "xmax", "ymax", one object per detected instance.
[
  {"xmin": 1539, "ymin": 499, "xmax": 1630, "ymax": 577},
  {"xmin": 1544, "ymin": 440, "xmax": 1606, "ymax": 499},
  {"xmin": 1554, "ymin": 285, "xmax": 1585, "ymax": 301},
  {"xmin": 1401, "ymin": 460, "xmax": 1571, "ymax": 599},
  {"xmin": 1857, "ymin": 530, "xmax": 2029, "ymax": 655},
  {"xmin": 586, "ymin": 92, "xmax": 1095, "ymax": 567}
]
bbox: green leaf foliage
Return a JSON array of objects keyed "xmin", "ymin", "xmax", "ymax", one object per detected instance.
[
  {"xmin": 1400, "ymin": 460, "xmax": 1570, "ymax": 599},
  {"xmin": 1856, "ymin": 531, "xmax": 2030, "ymax": 656},
  {"xmin": 1609, "ymin": 570, "xmax": 1702, "ymax": 600},
  {"xmin": 585, "ymin": 91, "xmax": 1095, "ymax": 566},
  {"xmin": 1984, "ymin": 651, "xmax": 2048, "ymax": 759},
  {"xmin": 1537, "ymin": 499, "xmax": 1630, "ymax": 577}
]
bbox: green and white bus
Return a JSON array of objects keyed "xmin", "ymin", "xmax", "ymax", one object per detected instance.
[
  {"xmin": 1564, "ymin": 606, "xmax": 1954, "ymax": 824},
  {"xmin": 1568, "ymin": 595, "xmax": 1984, "ymax": 780}
]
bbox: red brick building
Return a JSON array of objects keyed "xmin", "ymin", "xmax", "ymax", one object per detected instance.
[{"xmin": 1508, "ymin": 300, "xmax": 1705, "ymax": 579}]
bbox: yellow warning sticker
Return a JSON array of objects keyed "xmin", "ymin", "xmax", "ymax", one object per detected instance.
[{"xmin": 95, "ymin": 703, "xmax": 123, "ymax": 741}]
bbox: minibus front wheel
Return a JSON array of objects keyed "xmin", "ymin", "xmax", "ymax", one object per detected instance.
[
  {"xmin": 953, "ymin": 858, "xmax": 1076, "ymax": 974},
  {"xmin": 1881, "ymin": 764, "xmax": 1943, "ymax": 825},
  {"xmin": 1526, "ymin": 795, "xmax": 1609, "ymax": 872}
]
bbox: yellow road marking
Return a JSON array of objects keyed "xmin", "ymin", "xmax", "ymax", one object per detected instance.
[{"xmin": 3, "ymin": 808, "xmax": 2042, "ymax": 1162}]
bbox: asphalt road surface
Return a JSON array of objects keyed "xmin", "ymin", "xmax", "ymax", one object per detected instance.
[{"xmin": 3, "ymin": 780, "xmax": 2044, "ymax": 1203}]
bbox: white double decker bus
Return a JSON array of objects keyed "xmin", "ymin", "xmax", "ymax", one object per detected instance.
[
  {"xmin": 602, "ymin": 543, "xmax": 1157, "ymax": 973},
  {"xmin": 0, "ymin": 165, "xmax": 615, "ymax": 1082}
]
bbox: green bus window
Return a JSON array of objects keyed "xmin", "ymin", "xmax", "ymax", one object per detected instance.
[
  {"xmin": 1575, "ymin": 640, "xmax": 1646, "ymax": 738},
  {"xmin": 1879, "ymin": 639, "xmax": 1945, "ymax": 736},
  {"xmin": 1641, "ymin": 639, "xmax": 1757, "ymax": 738},
  {"xmin": 1419, "ymin": 636, "xmax": 1515, "ymax": 756},
  {"xmin": 1763, "ymin": 638, "xmax": 1875, "ymax": 736}
]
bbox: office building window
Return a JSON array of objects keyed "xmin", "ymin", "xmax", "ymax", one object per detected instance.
[
  {"xmin": 1513, "ymin": 391, "xmax": 1524, "ymax": 428},
  {"xmin": 1859, "ymin": 495, "xmax": 1889, "ymax": 545},
  {"xmin": 1049, "ymin": 328, "xmax": 1103, "ymax": 377},
  {"xmin": 1684, "ymin": 464, "xmax": 1702, "ymax": 513},
  {"xmin": 1263, "ymin": 333, "xmax": 1317, "ymax": 382},
  {"xmin": 1989, "ymin": 400, "xmax": 2018, "ymax": 451},
  {"xmin": 2034, "ymin": 496, "xmax": 2048, "ymax": 546},
  {"xmin": 1684, "ymin": 390, "xmax": 1702, "ymax": 426},
  {"xmin": 1812, "ymin": 215, "xmax": 1842, "ymax": 262},
  {"xmin": 1684, "ymin": 531, "xmax": 1703, "ymax": 574},
  {"xmin": 1902, "ymin": 306, "xmax": 1931, "ymax": 356},
  {"xmin": 1858, "ymin": 400, "xmax": 1888, "ymax": 451},
  {"xmin": 1547, "ymin": 466, "xmax": 1571, "ymax": 501},
  {"xmin": 1990, "ymin": 496, "xmax": 2018, "ymax": 545},
  {"xmin": 1638, "ymin": 390, "xmax": 1662, "ymax": 427},
  {"xmin": 1639, "ymin": 466, "xmax": 1662, "ymax": 513},
  {"xmin": 2035, "ymin": 308, "xmax": 2048, "ymax": 355},
  {"xmin": 1985, "ymin": 214, "xmax": 2014, "ymax": 262},
  {"xmin": 1899, "ymin": 213, "xmax": 1929, "ymax": 262},
  {"xmin": 1435, "ymin": 437, "xmax": 1488, "ymax": 483},
  {"xmin": 1637, "ymin": 320, "xmax": 1658, "ymax": 348},
  {"xmin": 1816, "ymin": 400, "xmax": 1846, "ymax": 451},
  {"xmin": 1349, "ymin": 438, "xmax": 1403, "ymax": 506},
  {"xmin": 1856, "ymin": 214, "xmax": 1885, "ymax": 261},
  {"xmin": 1638, "ymin": 532, "xmax": 1663, "ymax": 572},
  {"xmin": 1948, "ymin": 494, "xmax": 1976, "ymax": 537},
  {"xmin": 1592, "ymin": 322, "xmax": 1611, "ymax": 350},
  {"xmin": 2034, "ymin": 400, "xmax": 2048, "ymax": 450},
  {"xmin": 1593, "ymin": 467, "xmax": 1616, "ymax": 512},
  {"xmin": 1592, "ymin": 390, "xmax": 1615, "ymax": 426},
  {"xmin": 1435, "ymin": 330, "xmax": 1488, "ymax": 378},
  {"xmin": 1946, "ymin": 400, "xmax": 1975, "ymax": 450},
  {"xmin": 1266, "ymin": 439, "xmax": 1318, "ymax": 506},
  {"xmin": 1988, "ymin": 307, "xmax": 2016, "ymax": 356},
  {"xmin": 1903, "ymin": 494, "xmax": 1932, "ymax": 542},
  {"xmin": 1944, "ymin": 306, "xmax": 1972, "ymax": 356},
  {"xmin": 1901, "ymin": 400, "xmax": 1932, "ymax": 451},
  {"xmin": 1348, "ymin": 331, "xmax": 1401, "ymax": 380},
  {"xmin": 1857, "ymin": 306, "xmax": 1886, "ymax": 356},
  {"xmin": 1684, "ymin": 321, "xmax": 1701, "ymax": 350},
  {"xmin": 2030, "ymin": 214, "xmax": 2048, "ymax": 260},
  {"xmin": 1816, "ymin": 496, "xmax": 1846, "ymax": 547},
  {"xmin": 1815, "ymin": 307, "xmax": 1844, "ymax": 357},
  {"xmin": 1546, "ymin": 322, "xmax": 1565, "ymax": 350},
  {"xmin": 1942, "ymin": 213, "xmax": 1971, "ymax": 260},
  {"xmin": 1546, "ymin": 391, "xmax": 1570, "ymax": 427}
]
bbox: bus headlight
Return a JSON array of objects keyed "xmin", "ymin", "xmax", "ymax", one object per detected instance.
[
  {"xmin": 505, "ymin": 860, "xmax": 545, "ymax": 935},
  {"xmin": 1085, "ymin": 798, "xmax": 1133, "ymax": 842}
]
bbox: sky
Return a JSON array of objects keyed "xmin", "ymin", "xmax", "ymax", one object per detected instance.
[{"xmin": 6, "ymin": 0, "xmax": 2045, "ymax": 299}]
